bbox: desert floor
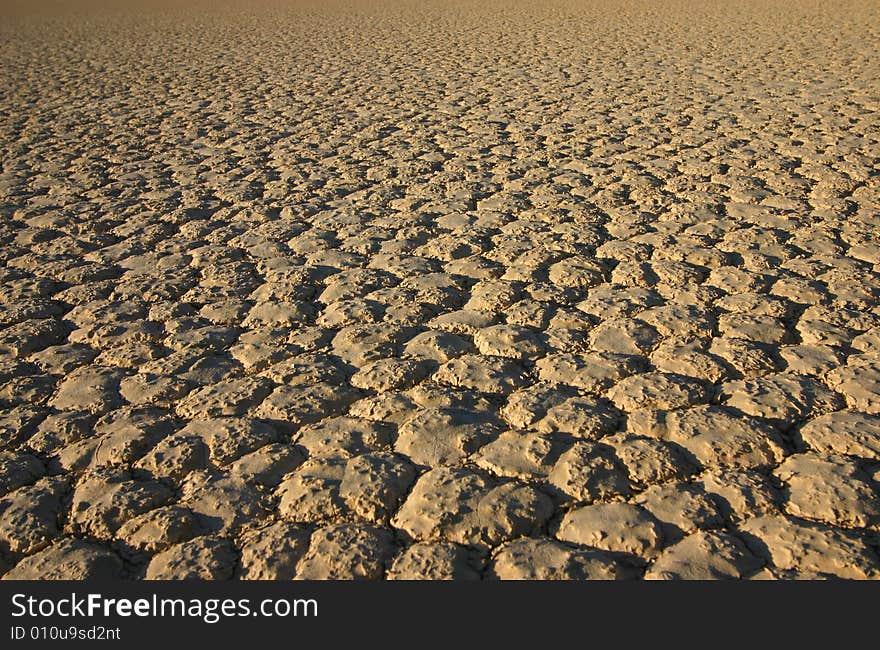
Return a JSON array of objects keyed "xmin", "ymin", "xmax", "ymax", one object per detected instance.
[{"xmin": 1, "ymin": 0, "xmax": 879, "ymax": 580}]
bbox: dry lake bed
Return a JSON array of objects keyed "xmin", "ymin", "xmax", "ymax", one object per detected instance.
[{"xmin": 1, "ymin": 0, "xmax": 879, "ymax": 580}]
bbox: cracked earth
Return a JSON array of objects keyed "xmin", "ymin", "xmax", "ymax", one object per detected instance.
[{"xmin": 1, "ymin": 0, "xmax": 879, "ymax": 580}]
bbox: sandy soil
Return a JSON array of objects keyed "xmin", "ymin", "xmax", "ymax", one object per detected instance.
[{"xmin": 1, "ymin": 0, "xmax": 879, "ymax": 580}]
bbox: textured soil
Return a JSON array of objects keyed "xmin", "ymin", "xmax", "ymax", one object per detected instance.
[{"xmin": 1, "ymin": 0, "xmax": 879, "ymax": 580}]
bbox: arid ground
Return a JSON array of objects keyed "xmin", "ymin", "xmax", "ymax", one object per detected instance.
[{"xmin": 1, "ymin": 0, "xmax": 879, "ymax": 579}]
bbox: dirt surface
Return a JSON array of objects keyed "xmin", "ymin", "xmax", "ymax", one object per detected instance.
[{"xmin": 1, "ymin": 0, "xmax": 879, "ymax": 580}]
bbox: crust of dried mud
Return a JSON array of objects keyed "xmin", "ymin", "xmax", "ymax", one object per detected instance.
[{"xmin": 1, "ymin": 0, "xmax": 879, "ymax": 580}]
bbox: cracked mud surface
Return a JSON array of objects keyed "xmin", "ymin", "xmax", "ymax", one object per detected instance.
[{"xmin": 1, "ymin": 0, "xmax": 879, "ymax": 580}]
